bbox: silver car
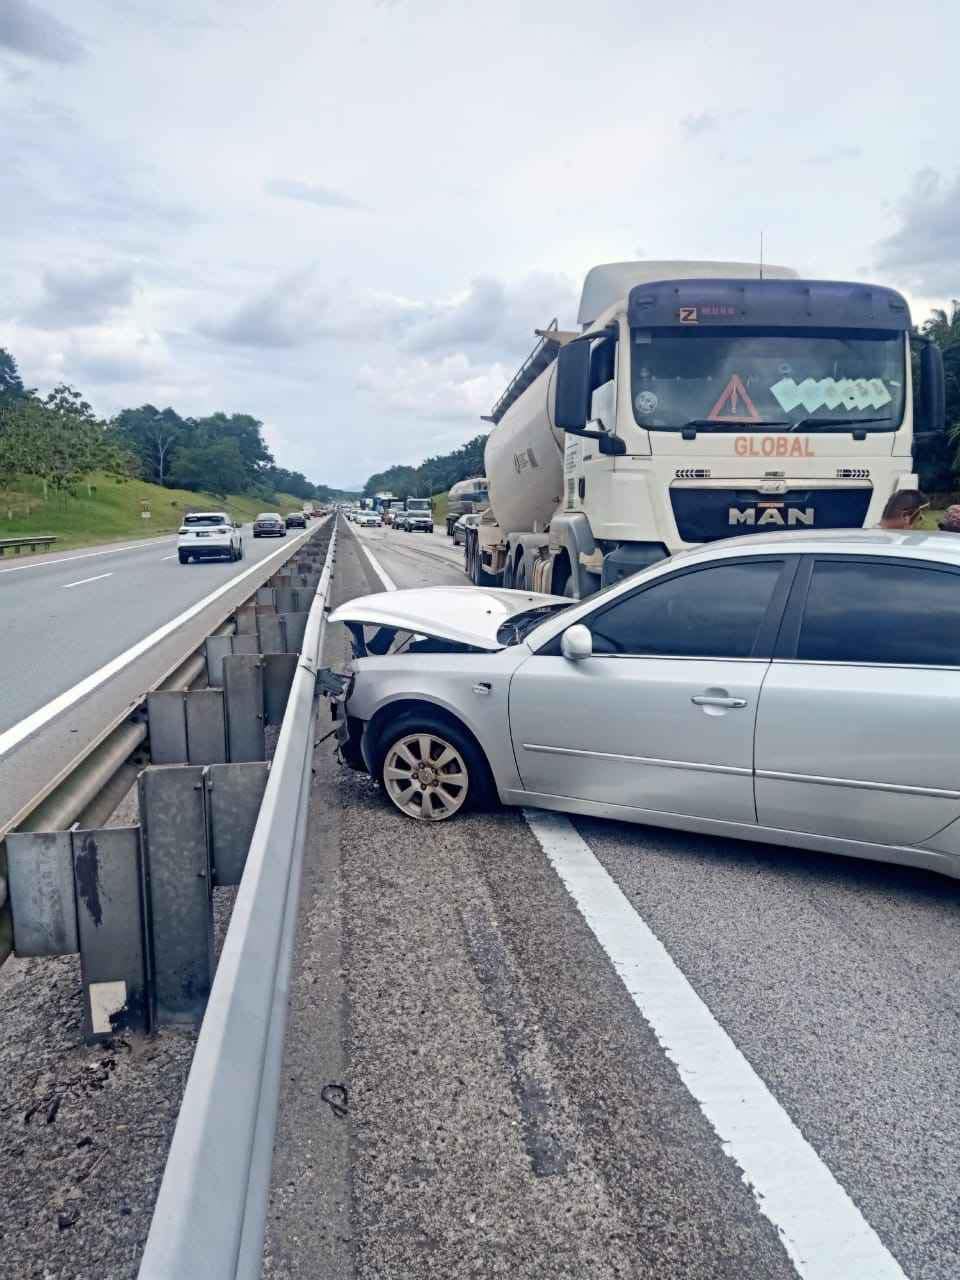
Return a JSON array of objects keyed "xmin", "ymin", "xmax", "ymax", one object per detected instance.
[
  {"xmin": 328, "ymin": 529, "xmax": 960, "ymax": 879},
  {"xmin": 452, "ymin": 512, "xmax": 481, "ymax": 547}
]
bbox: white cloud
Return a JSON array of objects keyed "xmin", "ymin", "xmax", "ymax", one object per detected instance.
[
  {"xmin": 874, "ymin": 169, "xmax": 960, "ymax": 296},
  {"xmin": 264, "ymin": 178, "xmax": 367, "ymax": 210},
  {"xmin": 356, "ymin": 352, "xmax": 508, "ymax": 422},
  {"xmin": 4, "ymin": 0, "xmax": 960, "ymax": 485},
  {"xmin": 29, "ymin": 264, "xmax": 135, "ymax": 328}
]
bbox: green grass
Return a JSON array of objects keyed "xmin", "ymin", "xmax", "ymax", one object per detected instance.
[
  {"xmin": 0, "ymin": 473, "xmax": 307, "ymax": 555},
  {"xmin": 431, "ymin": 492, "xmax": 448, "ymax": 525}
]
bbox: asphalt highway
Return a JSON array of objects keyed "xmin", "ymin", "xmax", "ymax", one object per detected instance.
[
  {"xmin": 265, "ymin": 519, "xmax": 960, "ymax": 1280},
  {"xmin": 0, "ymin": 522, "xmax": 313, "ymax": 832}
]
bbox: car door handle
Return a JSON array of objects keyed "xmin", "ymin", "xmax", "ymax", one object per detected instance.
[{"xmin": 691, "ymin": 694, "xmax": 748, "ymax": 709}]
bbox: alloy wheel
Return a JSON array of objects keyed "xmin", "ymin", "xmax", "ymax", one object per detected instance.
[{"xmin": 382, "ymin": 733, "xmax": 469, "ymax": 820}]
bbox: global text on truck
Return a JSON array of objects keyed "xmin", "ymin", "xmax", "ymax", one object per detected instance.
[{"xmin": 465, "ymin": 260, "xmax": 946, "ymax": 598}]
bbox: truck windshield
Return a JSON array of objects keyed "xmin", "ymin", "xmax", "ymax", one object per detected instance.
[
  {"xmin": 631, "ymin": 327, "xmax": 905, "ymax": 432},
  {"xmin": 407, "ymin": 500, "xmax": 431, "ymax": 511}
]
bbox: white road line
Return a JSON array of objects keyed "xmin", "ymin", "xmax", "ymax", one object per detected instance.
[
  {"xmin": 0, "ymin": 526, "xmax": 313, "ymax": 761},
  {"xmin": 360, "ymin": 540, "xmax": 397, "ymax": 591},
  {"xmin": 358, "ymin": 531, "xmax": 905, "ymax": 1277},
  {"xmin": 161, "ymin": 555, "xmax": 176, "ymax": 561},
  {"xmin": 62, "ymin": 572, "xmax": 113, "ymax": 589},
  {"xmin": 522, "ymin": 808, "xmax": 907, "ymax": 1280},
  {"xmin": 0, "ymin": 536, "xmax": 177, "ymax": 576}
]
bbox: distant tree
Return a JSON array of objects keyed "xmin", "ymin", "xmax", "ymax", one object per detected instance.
[
  {"xmin": 191, "ymin": 413, "xmax": 273, "ymax": 484},
  {"xmin": 363, "ymin": 433, "xmax": 488, "ymax": 500},
  {"xmin": 168, "ymin": 438, "xmax": 248, "ymax": 497},
  {"xmin": 112, "ymin": 405, "xmax": 186, "ymax": 485},
  {"xmin": 0, "ymin": 348, "xmax": 26, "ymax": 400},
  {"xmin": 916, "ymin": 303, "xmax": 960, "ymax": 488}
]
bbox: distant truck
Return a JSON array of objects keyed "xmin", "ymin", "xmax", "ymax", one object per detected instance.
[
  {"xmin": 444, "ymin": 476, "xmax": 489, "ymax": 537},
  {"xmin": 397, "ymin": 498, "xmax": 434, "ymax": 533},
  {"xmin": 464, "ymin": 259, "xmax": 946, "ymax": 597}
]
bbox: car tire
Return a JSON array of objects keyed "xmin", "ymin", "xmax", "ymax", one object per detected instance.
[
  {"xmin": 375, "ymin": 713, "xmax": 495, "ymax": 821},
  {"xmin": 178, "ymin": 551, "xmax": 189, "ymax": 564}
]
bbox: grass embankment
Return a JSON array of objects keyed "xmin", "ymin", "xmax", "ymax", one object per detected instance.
[
  {"xmin": 0, "ymin": 473, "xmax": 306, "ymax": 554},
  {"xmin": 431, "ymin": 493, "xmax": 448, "ymax": 526}
]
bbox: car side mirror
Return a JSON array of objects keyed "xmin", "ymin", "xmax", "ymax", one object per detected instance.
[{"xmin": 561, "ymin": 623, "xmax": 593, "ymax": 661}]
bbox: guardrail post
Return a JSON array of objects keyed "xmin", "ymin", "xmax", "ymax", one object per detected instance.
[
  {"xmin": 206, "ymin": 763, "xmax": 270, "ymax": 887},
  {"xmin": 73, "ymin": 826, "xmax": 150, "ymax": 1039},
  {"xmin": 6, "ymin": 831, "xmax": 78, "ymax": 956},
  {"xmin": 185, "ymin": 689, "xmax": 228, "ymax": 764},
  {"xmin": 146, "ymin": 691, "xmax": 188, "ymax": 764},
  {"xmin": 263, "ymin": 654, "xmax": 299, "ymax": 724},
  {"xmin": 280, "ymin": 612, "xmax": 309, "ymax": 653},
  {"xmin": 139, "ymin": 765, "xmax": 213, "ymax": 1026},
  {"xmin": 223, "ymin": 655, "xmax": 266, "ymax": 761}
]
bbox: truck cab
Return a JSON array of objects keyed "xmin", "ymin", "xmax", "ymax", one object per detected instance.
[
  {"xmin": 398, "ymin": 499, "xmax": 434, "ymax": 533},
  {"xmin": 474, "ymin": 261, "xmax": 946, "ymax": 598}
]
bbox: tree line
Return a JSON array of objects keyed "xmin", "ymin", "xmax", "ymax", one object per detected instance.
[
  {"xmin": 0, "ymin": 346, "xmax": 333, "ymax": 503},
  {"xmin": 363, "ymin": 433, "xmax": 487, "ymax": 501}
]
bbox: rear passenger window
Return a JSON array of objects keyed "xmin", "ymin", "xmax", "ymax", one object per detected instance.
[
  {"xmin": 588, "ymin": 560, "xmax": 783, "ymax": 658},
  {"xmin": 797, "ymin": 561, "xmax": 960, "ymax": 665}
]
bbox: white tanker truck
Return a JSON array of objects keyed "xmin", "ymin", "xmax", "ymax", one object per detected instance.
[{"xmin": 464, "ymin": 260, "xmax": 946, "ymax": 598}]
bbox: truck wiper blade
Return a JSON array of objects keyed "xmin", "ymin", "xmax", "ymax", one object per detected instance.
[
  {"xmin": 789, "ymin": 416, "xmax": 892, "ymax": 432},
  {"xmin": 681, "ymin": 419, "xmax": 790, "ymax": 430}
]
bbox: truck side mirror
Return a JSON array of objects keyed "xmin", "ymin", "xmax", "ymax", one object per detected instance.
[
  {"xmin": 918, "ymin": 341, "xmax": 946, "ymax": 436},
  {"xmin": 555, "ymin": 340, "xmax": 592, "ymax": 432}
]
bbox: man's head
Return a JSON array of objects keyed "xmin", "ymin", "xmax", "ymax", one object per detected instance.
[
  {"xmin": 879, "ymin": 489, "xmax": 927, "ymax": 529},
  {"xmin": 938, "ymin": 504, "xmax": 960, "ymax": 533}
]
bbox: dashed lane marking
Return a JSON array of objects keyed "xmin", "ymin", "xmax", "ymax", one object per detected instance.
[
  {"xmin": 0, "ymin": 536, "xmax": 177, "ymax": 576},
  {"xmin": 62, "ymin": 572, "xmax": 113, "ymax": 589}
]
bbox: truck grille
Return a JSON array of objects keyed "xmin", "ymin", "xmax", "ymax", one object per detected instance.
[{"xmin": 670, "ymin": 487, "xmax": 872, "ymax": 542}]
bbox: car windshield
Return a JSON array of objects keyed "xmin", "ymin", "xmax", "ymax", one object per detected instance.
[
  {"xmin": 257, "ymin": 513, "xmax": 281, "ymax": 520},
  {"xmin": 631, "ymin": 327, "xmax": 905, "ymax": 432},
  {"xmin": 496, "ymin": 601, "xmax": 574, "ymax": 645},
  {"xmin": 184, "ymin": 514, "xmax": 226, "ymax": 526}
]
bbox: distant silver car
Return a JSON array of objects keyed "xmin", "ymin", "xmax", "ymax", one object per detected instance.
[
  {"xmin": 329, "ymin": 529, "xmax": 960, "ymax": 879},
  {"xmin": 452, "ymin": 512, "xmax": 480, "ymax": 547}
]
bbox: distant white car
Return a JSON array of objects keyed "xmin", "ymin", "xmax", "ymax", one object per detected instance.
[
  {"xmin": 178, "ymin": 511, "xmax": 243, "ymax": 564},
  {"xmin": 357, "ymin": 511, "xmax": 382, "ymax": 527}
]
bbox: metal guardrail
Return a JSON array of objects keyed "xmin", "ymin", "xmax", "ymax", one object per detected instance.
[
  {"xmin": 0, "ymin": 524, "xmax": 325, "ymax": 970},
  {"xmin": 0, "ymin": 535, "xmax": 58, "ymax": 555},
  {"xmin": 138, "ymin": 521, "xmax": 338, "ymax": 1280}
]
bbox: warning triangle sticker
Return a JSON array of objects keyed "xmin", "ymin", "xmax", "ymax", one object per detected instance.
[{"xmin": 707, "ymin": 374, "xmax": 761, "ymax": 423}]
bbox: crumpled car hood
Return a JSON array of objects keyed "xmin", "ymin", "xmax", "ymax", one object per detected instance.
[{"xmin": 328, "ymin": 585, "xmax": 564, "ymax": 651}]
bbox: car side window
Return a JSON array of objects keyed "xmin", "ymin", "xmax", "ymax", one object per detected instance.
[
  {"xmin": 797, "ymin": 560, "xmax": 960, "ymax": 666},
  {"xmin": 587, "ymin": 560, "xmax": 784, "ymax": 658}
]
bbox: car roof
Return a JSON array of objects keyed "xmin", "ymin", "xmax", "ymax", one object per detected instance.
[
  {"xmin": 526, "ymin": 528, "xmax": 960, "ymax": 649},
  {"xmin": 186, "ymin": 510, "xmax": 228, "ymax": 517},
  {"xmin": 671, "ymin": 527, "xmax": 960, "ymax": 569}
]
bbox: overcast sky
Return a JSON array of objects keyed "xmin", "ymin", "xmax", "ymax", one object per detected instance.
[{"xmin": 2, "ymin": 0, "xmax": 958, "ymax": 487}]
